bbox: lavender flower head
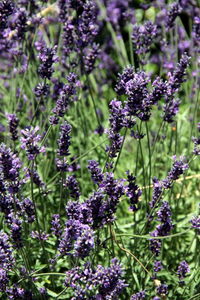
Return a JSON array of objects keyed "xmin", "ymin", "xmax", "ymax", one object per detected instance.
[
  {"xmin": 57, "ymin": 121, "xmax": 72, "ymax": 156},
  {"xmin": 62, "ymin": 19, "xmax": 75, "ymax": 55},
  {"xmin": 109, "ymin": 99, "xmax": 133, "ymax": 132},
  {"xmin": 8, "ymin": 213, "xmax": 23, "ymax": 249},
  {"xmin": 150, "ymin": 201, "xmax": 173, "ymax": 255},
  {"xmin": 116, "ymin": 68, "xmax": 151, "ymax": 120},
  {"xmin": 65, "ymin": 263, "xmax": 95, "ymax": 298},
  {"xmin": 106, "ymin": 0, "xmax": 129, "ymax": 32},
  {"xmin": 38, "ymin": 45, "xmax": 58, "ymax": 79},
  {"xmin": 192, "ymin": 123, "xmax": 200, "ymax": 155},
  {"xmin": 6, "ymin": 113, "xmax": 19, "ymax": 141},
  {"xmin": 78, "ymin": 0, "xmax": 99, "ymax": 47},
  {"xmin": 115, "ymin": 66, "xmax": 135, "ymax": 96},
  {"xmin": 50, "ymin": 73, "xmax": 80, "ymax": 124},
  {"xmin": 84, "ymin": 43, "xmax": 100, "ymax": 74},
  {"xmin": 51, "ymin": 214, "xmax": 62, "ymax": 237},
  {"xmin": 34, "ymin": 83, "xmax": 50, "ymax": 99},
  {"xmin": 190, "ymin": 216, "xmax": 200, "ymax": 234},
  {"xmin": 163, "ymin": 98, "xmax": 180, "ymax": 123},
  {"xmin": 157, "ymin": 284, "xmax": 168, "ymax": 296},
  {"xmin": 130, "ymin": 290, "xmax": 146, "ymax": 300},
  {"xmin": 22, "ymin": 198, "xmax": 35, "ymax": 223},
  {"xmin": 95, "ymin": 258, "xmax": 127, "ymax": 299},
  {"xmin": 0, "ymin": 0, "xmax": 15, "ymax": 32},
  {"xmin": 150, "ymin": 177, "xmax": 163, "ymax": 209},
  {"xmin": 167, "ymin": 53, "xmax": 190, "ymax": 96},
  {"xmin": 177, "ymin": 261, "xmax": 190, "ymax": 283},
  {"xmin": 106, "ymin": 130, "xmax": 123, "ymax": 158},
  {"xmin": 20, "ymin": 126, "xmax": 45, "ymax": 160},
  {"xmin": 157, "ymin": 201, "xmax": 172, "ymax": 223},
  {"xmin": 153, "ymin": 261, "xmax": 162, "ymax": 274},
  {"xmin": 9, "ymin": 7, "xmax": 27, "ymax": 40},
  {"xmin": 192, "ymin": 16, "xmax": 200, "ymax": 44},
  {"xmin": 0, "ymin": 143, "xmax": 21, "ymax": 182},
  {"xmin": 132, "ymin": 21, "xmax": 158, "ymax": 55},
  {"xmin": 25, "ymin": 168, "xmax": 45, "ymax": 188},
  {"xmin": 59, "ymin": 219, "xmax": 94, "ymax": 258},
  {"xmin": 163, "ymin": 156, "xmax": 188, "ymax": 189},
  {"xmin": 88, "ymin": 160, "xmax": 103, "ymax": 185},
  {"xmin": 74, "ymin": 225, "xmax": 95, "ymax": 258},
  {"xmin": 125, "ymin": 171, "xmax": 142, "ymax": 211},
  {"xmin": 166, "ymin": 2, "xmax": 182, "ymax": 29},
  {"xmin": 149, "ymin": 238, "xmax": 162, "ymax": 256},
  {"xmin": 0, "ymin": 231, "xmax": 14, "ymax": 269},
  {"xmin": 0, "ymin": 268, "xmax": 9, "ymax": 292},
  {"xmin": 65, "ymin": 175, "xmax": 80, "ymax": 200},
  {"xmin": 31, "ymin": 231, "xmax": 49, "ymax": 241},
  {"xmin": 65, "ymin": 258, "xmax": 127, "ymax": 298}
]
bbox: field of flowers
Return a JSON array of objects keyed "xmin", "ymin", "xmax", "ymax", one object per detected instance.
[{"xmin": 0, "ymin": 0, "xmax": 199, "ymax": 299}]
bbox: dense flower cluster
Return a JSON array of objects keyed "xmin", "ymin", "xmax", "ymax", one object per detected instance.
[
  {"xmin": 132, "ymin": 21, "xmax": 158, "ymax": 55},
  {"xmin": 59, "ymin": 219, "xmax": 95, "ymax": 258},
  {"xmin": 115, "ymin": 64, "xmax": 186, "ymax": 123},
  {"xmin": 65, "ymin": 258, "xmax": 127, "ymax": 299}
]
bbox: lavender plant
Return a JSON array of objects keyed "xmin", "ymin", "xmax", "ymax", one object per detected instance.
[{"xmin": 0, "ymin": 0, "xmax": 199, "ymax": 299}]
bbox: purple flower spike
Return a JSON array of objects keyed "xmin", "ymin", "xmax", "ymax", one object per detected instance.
[
  {"xmin": 130, "ymin": 290, "xmax": 146, "ymax": 300},
  {"xmin": 51, "ymin": 214, "xmax": 62, "ymax": 237},
  {"xmin": 88, "ymin": 160, "xmax": 103, "ymax": 185},
  {"xmin": 190, "ymin": 216, "xmax": 200, "ymax": 234},
  {"xmin": 150, "ymin": 177, "xmax": 163, "ymax": 209},
  {"xmin": 38, "ymin": 45, "xmax": 58, "ymax": 79},
  {"xmin": 153, "ymin": 260, "xmax": 163, "ymax": 273},
  {"xmin": 132, "ymin": 21, "xmax": 157, "ymax": 55},
  {"xmin": 0, "ymin": 269, "xmax": 8, "ymax": 292},
  {"xmin": 57, "ymin": 121, "xmax": 72, "ymax": 157},
  {"xmin": 65, "ymin": 175, "xmax": 80, "ymax": 200},
  {"xmin": 157, "ymin": 284, "xmax": 168, "ymax": 296},
  {"xmin": 125, "ymin": 171, "xmax": 142, "ymax": 211},
  {"xmin": 6, "ymin": 113, "xmax": 19, "ymax": 141},
  {"xmin": 166, "ymin": 3, "xmax": 182, "ymax": 29},
  {"xmin": 84, "ymin": 43, "xmax": 100, "ymax": 74},
  {"xmin": 20, "ymin": 126, "xmax": 45, "ymax": 160},
  {"xmin": 177, "ymin": 261, "xmax": 190, "ymax": 283},
  {"xmin": 163, "ymin": 156, "xmax": 188, "ymax": 189}
]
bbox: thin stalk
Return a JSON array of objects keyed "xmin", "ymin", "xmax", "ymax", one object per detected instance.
[
  {"xmin": 86, "ymin": 75, "xmax": 101, "ymax": 130},
  {"xmin": 113, "ymin": 127, "xmax": 128, "ymax": 173},
  {"xmin": 30, "ymin": 160, "xmax": 46, "ymax": 258},
  {"xmin": 145, "ymin": 122, "xmax": 152, "ymax": 205},
  {"xmin": 111, "ymin": 228, "xmax": 151, "ymax": 277}
]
